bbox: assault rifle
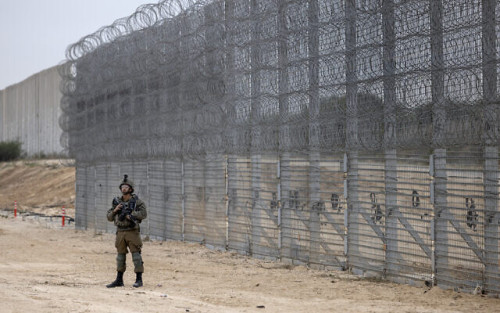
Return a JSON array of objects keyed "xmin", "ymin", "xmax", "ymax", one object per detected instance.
[{"xmin": 112, "ymin": 197, "xmax": 137, "ymax": 226}]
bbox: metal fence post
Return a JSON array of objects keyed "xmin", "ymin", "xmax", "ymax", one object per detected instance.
[
  {"xmin": 382, "ymin": 0, "xmax": 398, "ymax": 278},
  {"xmin": 429, "ymin": 154, "xmax": 436, "ymax": 283},
  {"xmin": 278, "ymin": 0, "xmax": 290, "ymax": 262},
  {"xmin": 345, "ymin": 0, "xmax": 358, "ymax": 271},
  {"xmin": 225, "ymin": 155, "xmax": 230, "ymax": 250},
  {"xmin": 308, "ymin": 0, "xmax": 321, "ymax": 267},
  {"xmin": 430, "ymin": 0, "xmax": 447, "ymax": 287},
  {"xmin": 277, "ymin": 158, "xmax": 282, "ymax": 257},
  {"xmin": 484, "ymin": 146, "xmax": 499, "ymax": 292},
  {"xmin": 249, "ymin": 0, "xmax": 262, "ymax": 257},
  {"xmin": 482, "ymin": 0, "xmax": 498, "ymax": 294},
  {"xmin": 432, "ymin": 149, "xmax": 447, "ymax": 286}
]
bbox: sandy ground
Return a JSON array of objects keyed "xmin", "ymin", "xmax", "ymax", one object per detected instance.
[
  {"xmin": 0, "ymin": 160, "xmax": 75, "ymax": 218},
  {"xmin": 1, "ymin": 160, "xmax": 500, "ymax": 313},
  {"xmin": 0, "ymin": 215, "xmax": 499, "ymax": 313}
]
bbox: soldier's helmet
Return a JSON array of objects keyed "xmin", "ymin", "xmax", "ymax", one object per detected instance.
[{"xmin": 119, "ymin": 174, "xmax": 135, "ymax": 193}]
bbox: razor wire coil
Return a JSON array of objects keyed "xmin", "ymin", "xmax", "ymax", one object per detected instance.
[{"xmin": 60, "ymin": 0, "xmax": 499, "ymax": 164}]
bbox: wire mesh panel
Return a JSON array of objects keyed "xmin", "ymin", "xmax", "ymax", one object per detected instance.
[
  {"xmin": 94, "ymin": 164, "xmax": 110, "ymax": 231},
  {"xmin": 485, "ymin": 148, "xmax": 500, "ymax": 294},
  {"xmin": 133, "ymin": 161, "xmax": 150, "ymax": 235},
  {"xmin": 75, "ymin": 166, "xmax": 87, "ymax": 229},
  {"xmin": 148, "ymin": 160, "xmax": 167, "ymax": 240},
  {"xmin": 281, "ymin": 154, "xmax": 313, "ymax": 263},
  {"xmin": 313, "ymin": 153, "xmax": 346, "ymax": 269},
  {"xmin": 436, "ymin": 149, "xmax": 486, "ymax": 292},
  {"xmin": 183, "ymin": 160, "xmax": 207, "ymax": 243},
  {"xmin": 107, "ymin": 162, "xmax": 121, "ymax": 231},
  {"xmin": 348, "ymin": 153, "xmax": 386, "ymax": 276},
  {"xmin": 280, "ymin": 153, "xmax": 346, "ymax": 268},
  {"xmin": 204, "ymin": 154, "xmax": 227, "ymax": 248},
  {"xmin": 228, "ymin": 156, "xmax": 252, "ymax": 254},
  {"xmin": 392, "ymin": 151, "xmax": 433, "ymax": 283},
  {"xmin": 85, "ymin": 166, "xmax": 96, "ymax": 231},
  {"xmin": 164, "ymin": 160, "xmax": 183, "ymax": 241},
  {"xmin": 251, "ymin": 155, "xmax": 280, "ymax": 259}
]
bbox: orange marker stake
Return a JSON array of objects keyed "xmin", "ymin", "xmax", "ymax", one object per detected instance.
[
  {"xmin": 62, "ymin": 206, "xmax": 66, "ymax": 227},
  {"xmin": 14, "ymin": 201, "xmax": 17, "ymax": 218}
]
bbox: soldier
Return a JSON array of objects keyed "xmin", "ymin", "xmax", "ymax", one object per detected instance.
[{"xmin": 106, "ymin": 174, "xmax": 148, "ymax": 288}]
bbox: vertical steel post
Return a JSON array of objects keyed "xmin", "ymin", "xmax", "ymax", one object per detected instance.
[
  {"xmin": 343, "ymin": 153, "xmax": 349, "ymax": 262},
  {"xmin": 431, "ymin": 150, "xmax": 447, "ymax": 286},
  {"xmin": 277, "ymin": 159, "xmax": 282, "ymax": 255},
  {"xmin": 430, "ymin": 0, "xmax": 446, "ymax": 287},
  {"xmin": 250, "ymin": 0, "xmax": 261, "ymax": 257},
  {"xmin": 382, "ymin": 0, "xmax": 398, "ymax": 278},
  {"xmin": 429, "ymin": 154, "xmax": 436, "ymax": 282},
  {"xmin": 278, "ymin": 0, "xmax": 291, "ymax": 261},
  {"xmin": 484, "ymin": 146, "xmax": 498, "ymax": 292},
  {"xmin": 280, "ymin": 153, "xmax": 291, "ymax": 261},
  {"xmin": 430, "ymin": 0, "xmax": 445, "ymax": 146},
  {"xmin": 344, "ymin": 0, "xmax": 358, "ymax": 270},
  {"xmin": 224, "ymin": 0, "xmax": 236, "ymax": 251},
  {"xmin": 308, "ymin": 0, "xmax": 321, "ymax": 267},
  {"xmin": 482, "ymin": 0, "xmax": 499, "ymax": 293}
]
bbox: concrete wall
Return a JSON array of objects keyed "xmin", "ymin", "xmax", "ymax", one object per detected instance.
[{"xmin": 0, "ymin": 66, "xmax": 64, "ymax": 156}]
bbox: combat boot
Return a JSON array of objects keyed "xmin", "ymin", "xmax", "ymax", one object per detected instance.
[
  {"xmin": 106, "ymin": 271, "xmax": 124, "ymax": 288},
  {"xmin": 133, "ymin": 272, "xmax": 143, "ymax": 288}
]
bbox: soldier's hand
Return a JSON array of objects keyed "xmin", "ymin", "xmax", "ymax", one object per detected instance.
[{"xmin": 113, "ymin": 203, "xmax": 123, "ymax": 214}]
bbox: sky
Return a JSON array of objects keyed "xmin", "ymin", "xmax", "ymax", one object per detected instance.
[{"xmin": 0, "ymin": 0, "xmax": 155, "ymax": 90}]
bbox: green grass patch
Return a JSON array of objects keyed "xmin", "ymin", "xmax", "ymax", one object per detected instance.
[{"xmin": 0, "ymin": 140, "xmax": 22, "ymax": 161}]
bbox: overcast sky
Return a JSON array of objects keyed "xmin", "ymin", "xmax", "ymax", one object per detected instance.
[{"xmin": 0, "ymin": 0, "xmax": 154, "ymax": 90}]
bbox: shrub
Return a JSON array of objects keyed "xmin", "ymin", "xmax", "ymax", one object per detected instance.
[{"xmin": 0, "ymin": 140, "xmax": 22, "ymax": 161}]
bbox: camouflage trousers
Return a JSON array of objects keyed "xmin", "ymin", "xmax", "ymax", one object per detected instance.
[{"xmin": 115, "ymin": 230, "xmax": 144, "ymax": 273}]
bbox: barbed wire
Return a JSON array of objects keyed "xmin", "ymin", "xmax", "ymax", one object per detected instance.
[{"xmin": 59, "ymin": 0, "xmax": 499, "ymax": 164}]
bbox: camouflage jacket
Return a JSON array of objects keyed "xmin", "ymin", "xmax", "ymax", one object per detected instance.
[{"xmin": 106, "ymin": 194, "xmax": 147, "ymax": 232}]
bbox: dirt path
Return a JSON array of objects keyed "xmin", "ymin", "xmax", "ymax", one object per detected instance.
[{"xmin": 0, "ymin": 215, "xmax": 499, "ymax": 313}]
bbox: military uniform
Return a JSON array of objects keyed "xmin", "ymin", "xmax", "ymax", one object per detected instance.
[{"xmin": 106, "ymin": 175, "xmax": 147, "ymax": 288}]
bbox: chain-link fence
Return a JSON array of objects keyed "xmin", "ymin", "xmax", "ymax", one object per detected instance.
[{"xmin": 62, "ymin": 0, "xmax": 500, "ymax": 294}]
